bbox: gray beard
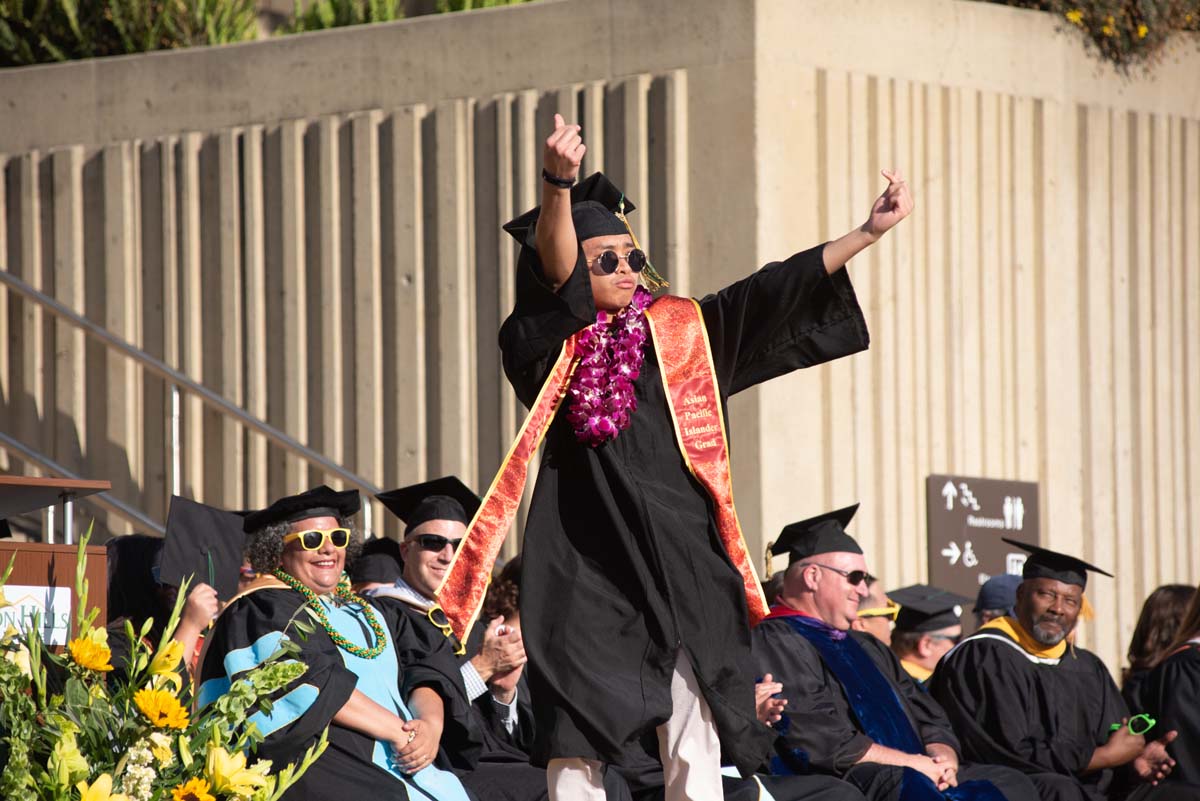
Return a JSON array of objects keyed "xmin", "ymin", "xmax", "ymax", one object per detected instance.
[{"xmin": 1031, "ymin": 621, "xmax": 1068, "ymax": 646}]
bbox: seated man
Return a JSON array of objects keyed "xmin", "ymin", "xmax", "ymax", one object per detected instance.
[
  {"xmin": 849, "ymin": 577, "xmax": 896, "ymax": 647},
  {"xmin": 753, "ymin": 505, "xmax": 1038, "ymax": 801},
  {"xmin": 886, "ymin": 585, "xmax": 969, "ymax": 689},
  {"xmin": 971, "ymin": 575, "xmax": 1019, "ymax": 629},
  {"xmin": 929, "ymin": 540, "xmax": 1176, "ymax": 801}
]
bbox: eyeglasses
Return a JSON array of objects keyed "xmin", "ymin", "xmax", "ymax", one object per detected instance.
[
  {"xmin": 412, "ymin": 533, "xmax": 462, "ymax": 553},
  {"xmin": 283, "ymin": 527, "xmax": 351, "ymax": 550},
  {"xmin": 427, "ymin": 606, "xmax": 467, "ymax": 656},
  {"xmin": 799, "ymin": 562, "xmax": 873, "ymax": 587},
  {"xmin": 928, "ymin": 632, "xmax": 963, "ymax": 645},
  {"xmin": 589, "ymin": 248, "xmax": 647, "ymax": 275},
  {"xmin": 857, "ymin": 599, "xmax": 900, "ymax": 620},
  {"xmin": 1110, "ymin": 713, "xmax": 1156, "ymax": 736}
]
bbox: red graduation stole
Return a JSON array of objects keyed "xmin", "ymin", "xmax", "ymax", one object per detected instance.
[{"xmin": 435, "ymin": 295, "xmax": 769, "ymax": 641}]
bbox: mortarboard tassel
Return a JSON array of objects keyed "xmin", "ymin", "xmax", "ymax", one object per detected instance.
[
  {"xmin": 764, "ymin": 540, "xmax": 775, "ymax": 581},
  {"xmin": 615, "ymin": 196, "xmax": 669, "ymax": 292}
]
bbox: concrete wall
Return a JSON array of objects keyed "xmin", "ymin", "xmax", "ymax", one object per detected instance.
[{"xmin": 0, "ymin": 0, "xmax": 1197, "ymax": 670}]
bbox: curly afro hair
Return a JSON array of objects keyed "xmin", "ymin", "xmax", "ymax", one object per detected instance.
[{"xmin": 245, "ymin": 516, "xmax": 364, "ymax": 577}]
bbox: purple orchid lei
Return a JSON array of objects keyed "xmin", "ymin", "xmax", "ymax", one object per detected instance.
[{"xmin": 566, "ymin": 286, "xmax": 653, "ymax": 447}]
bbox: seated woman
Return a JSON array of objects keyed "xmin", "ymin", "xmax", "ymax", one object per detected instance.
[
  {"xmin": 197, "ymin": 485, "xmax": 472, "ymax": 801},
  {"xmin": 1142, "ymin": 586, "xmax": 1200, "ymax": 800}
]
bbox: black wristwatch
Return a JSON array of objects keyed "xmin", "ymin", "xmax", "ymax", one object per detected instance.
[{"xmin": 542, "ymin": 169, "xmax": 576, "ymax": 189}]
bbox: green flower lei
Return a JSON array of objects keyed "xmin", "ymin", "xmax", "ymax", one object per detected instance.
[{"xmin": 273, "ymin": 569, "xmax": 387, "ymax": 660}]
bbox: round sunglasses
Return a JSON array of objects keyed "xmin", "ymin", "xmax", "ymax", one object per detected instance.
[
  {"xmin": 589, "ymin": 248, "xmax": 647, "ymax": 275},
  {"xmin": 283, "ymin": 527, "xmax": 351, "ymax": 550}
]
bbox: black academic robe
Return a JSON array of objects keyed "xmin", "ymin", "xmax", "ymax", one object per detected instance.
[
  {"xmin": 197, "ymin": 587, "xmax": 468, "ymax": 801},
  {"xmin": 370, "ymin": 595, "xmax": 555, "ymax": 801},
  {"xmin": 1142, "ymin": 643, "xmax": 1200, "ymax": 791},
  {"xmin": 500, "ymin": 240, "xmax": 869, "ymax": 774},
  {"xmin": 752, "ymin": 620, "xmax": 1036, "ymax": 801},
  {"xmin": 928, "ymin": 628, "xmax": 1126, "ymax": 801}
]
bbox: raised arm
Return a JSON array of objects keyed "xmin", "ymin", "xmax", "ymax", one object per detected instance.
[
  {"xmin": 534, "ymin": 113, "xmax": 587, "ymax": 291},
  {"xmin": 822, "ymin": 169, "xmax": 914, "ymax": 273}
]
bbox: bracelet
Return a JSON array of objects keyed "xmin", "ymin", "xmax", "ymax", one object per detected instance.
[{"xmin": 542, "ymin": 169, "xmax": 575, "ymax": 189}]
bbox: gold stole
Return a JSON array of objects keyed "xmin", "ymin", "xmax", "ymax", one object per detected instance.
[
  {"xmin": 979, "ymin": 615, "xmax": 1068, "ymax": 660},
  {"xmin": 435, "ymin": 295, "xmax": 769, "ymax": 641}
]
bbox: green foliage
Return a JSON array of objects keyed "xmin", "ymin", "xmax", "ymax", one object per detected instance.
[
  {"xmin": 0, "ymin": 528, "xmax": 326, "ymax": 800},
  {"xmin": 283, "ymin": 0, "xmax": 402, "ymax": 33},
  {"xmin": 986, "ymin": 0, "xmax": 1200, "ymax": 72},
  {"xmin": 435, "ymin": 0, "xmax": 534, "ymax": 11},
  {"xmin": 0, "ymin": 0, "xmax": 257, "ymax": 67}
]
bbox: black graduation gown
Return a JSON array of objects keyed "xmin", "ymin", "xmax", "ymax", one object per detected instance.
[
  {"xmin": 499, "ymin": 241, "xmax": 869, "ymax": 774},
  {"xmin": 751, "ymin": 621, "xmax": 1036, "ymax": 801},
  {"xmin": 1142, "ymin": 643, "xmax": 1200, "ymax": 791},
  {"xmin": 370, "ymin": 595, "xmax": 554, "ymax": 801},
  {"xmin": 928, "ymin": 628, "xmax": 1126, "ymax": 801},
  {"xmin": 197, "ymin": 588, "xmax": 469, "ymax": 801}
]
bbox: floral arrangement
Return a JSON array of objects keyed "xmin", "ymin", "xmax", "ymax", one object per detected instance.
[
  {"xmin": 566, "ymin": 285, "xmax": 652, "ymax": 447},
  {"xmin": 0, "ymin": 528, "xmax": 326, "ymax": 801}
]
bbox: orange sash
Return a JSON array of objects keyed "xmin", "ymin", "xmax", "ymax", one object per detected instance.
[{"xmin": 435, "ymin": 296, "xmax": 768, "ymax": 641}]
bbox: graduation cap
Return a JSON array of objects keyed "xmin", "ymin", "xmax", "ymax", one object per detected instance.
[
  {"xmin": 376, "ymin": 476, "xmax": 482, "ymax": 536},
  {"xmin": 770, "ymin": 504, "xmax": 862, "ymax": 565},
  {"xmin": 159, "ymin": 496, "xmax": 247, "ymax": 602},
  {"xmin": 889, "ymin": 584, "xmax": 971, "ymax": 633},
  {"xmin": 502, "ymin": 172, "xmax": 668, "ymax": 290},
  {"xmin": 1001, "ymin": 538, "xmax": 1112, "ymax": 589},
  {"xmin": 348, "ymin": 536, "xmax": 404, "ymax": 585},
  {"xmin": 242, "ymin": 485, "xmax": 361, "ymax": 534}
]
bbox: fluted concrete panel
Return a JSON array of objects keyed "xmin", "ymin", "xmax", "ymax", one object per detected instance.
[{"xmin": 0, "ymin": 0, "xmax": 1196, "ymax": 674}]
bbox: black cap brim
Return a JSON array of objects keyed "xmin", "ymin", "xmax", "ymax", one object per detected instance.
[
  {"xmin": 772, "ymin": 503, "xmax": 862, "ymax": 562},
  {"xmin": 376, "ymin": 476, "xmax": 481, "ymax": 535},
  {"xmin": 1002, "ymin": 537, "xmax": 1112, "ymax": 588},
  {"xmin": 160, "ymin": 495, "xmax": 247, "ymax": 601},
  {"xmin": 502, "ymin": 172, "xmax": 635, "ymax": 246}
]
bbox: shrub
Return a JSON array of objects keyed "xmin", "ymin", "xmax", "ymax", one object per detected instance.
[
  {"xmin": 283, "ymin": 0, "xmax": 403, "ymax": 33},
  {"xmin": 988, "ymin": 0, "xmax": 1200, "ymax": 72},
  {"xmin": 435, "ymin": 0, "xmax": 534, "ymax": 11},
  {"xmin": 0, "ymin": 0, "xmax": 256, "ymax": 67}
]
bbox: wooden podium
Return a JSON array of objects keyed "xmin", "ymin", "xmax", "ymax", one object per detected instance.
[
  {"xmin": 1, "ymin": 476, "xmax": 113, "ymax": 640},
  {"xmin": 0, "ymin": 542, "xmax": 108, "ymax": 641}
]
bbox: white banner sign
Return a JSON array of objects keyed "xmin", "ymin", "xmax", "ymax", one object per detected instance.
[{"xmin": 1, "ymin": 585, "xmax": 73, "ymax": 645}]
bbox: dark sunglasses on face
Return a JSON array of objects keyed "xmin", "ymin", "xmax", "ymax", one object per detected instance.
[
  {"xmin": 590, "ymin": 248, "xmax": 647, "ymax": 275},
  {"xmin": 928, "ymin": 632, "xmax": 963, "ymax": 645},
  {"xmin": 283, "ymin": 527, "xmax": 351, "ymax": 550},
  {"xmin": 413, "ymin": 533, "xmax": 462, "ymax": 552},
  {"xmin": 799, "ymin": 562, "xmax": 873, "ymax": 587}
]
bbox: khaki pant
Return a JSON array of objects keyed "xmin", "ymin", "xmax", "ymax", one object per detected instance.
[{"xmin": 547, "ymin": 650, "xmax": 723, "ymax": 801}]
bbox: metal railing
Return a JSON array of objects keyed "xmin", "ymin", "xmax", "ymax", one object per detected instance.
[
  {"xmin": 0, "ymin": 429, "xmax": 165, "ymax": 538},
  {"xmin": 0, "ymin": 268, "xmax": 380, "ymax": 536}
]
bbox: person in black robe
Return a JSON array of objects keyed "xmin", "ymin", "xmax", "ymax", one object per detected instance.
[
  {"xmin": 928, "ymin": 540, "xmax": 1177, "ymax": 801},
  {"xmin": 500, "ymin": 113, "xmax": 911, "ymax": 800},
  {"xmin": 198, "ymin": 485, "xmax": 474, "ymax": 801},
  {"xmin": 1120, "ymin": 584, "xmax": 1195, "ymax": 714},
  {"xmin": 372, "ymin": 479, "xmax": 616, "ymax": 801},
  {"xmin": 1137, "ymin": 588, "xmax": 1200, "ymax": 800},
  {"xmin": 752, "ymin": 505, "xmax": 1037, "ymax": 801}
]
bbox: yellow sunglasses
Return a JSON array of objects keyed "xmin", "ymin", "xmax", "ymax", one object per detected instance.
[
  {"xmin": 857, "ymin": 599, "xmax": 900, "ymax": 620},
  {"xmin": 283, "ymin": 527, "xmax": 351, "ymax": 551}
]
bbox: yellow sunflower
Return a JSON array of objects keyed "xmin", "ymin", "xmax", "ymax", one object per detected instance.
[
  {"xmin": 133, "ymin": 687, "xmax": 190, "ymax": 730},
  {"xmin": 67, "ymin": 628, "xmax": 113, "ymax": 673},
  {"xmin": 171, "ymin": 777, "xmax": 215, "ymax": 801}
]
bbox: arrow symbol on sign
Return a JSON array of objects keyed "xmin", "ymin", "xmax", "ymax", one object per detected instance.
[
  {"xmin": 941, "ymin": 541, "xmax": 962, "ymax": 565},
  {"xmin": 942, "ymin": 481, "xmax": 957, "ymax": 510}
]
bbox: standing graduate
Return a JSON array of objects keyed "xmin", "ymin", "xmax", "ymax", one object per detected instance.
[
  {"xmin": 197, "ymin": 486, "xmax": 472, "ymax": 801},
  {"xmin": 1140, "ymin": 587, "xmax": 1200, "ymax": 799},
  {"xmin": 752, "ymin": 506, "xmax": 1036, "ymax": 801},
  {"xmin": 928, "ymin": 540, "xmax": 1177, "ymax": 801},
  {"xmin": 435, "ymin": 114, "xmax": 912, "ymax": 801}
]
